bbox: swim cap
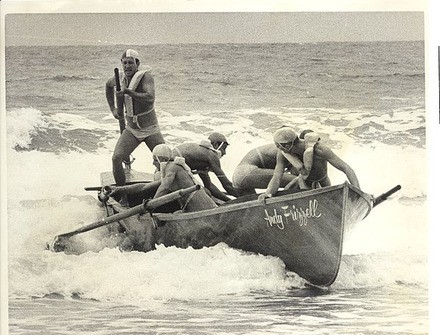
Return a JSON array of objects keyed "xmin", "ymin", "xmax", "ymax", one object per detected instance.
[
  {"xmin": 273, "ymin": 127, "xmax": 298, "ymax": 143},
  {"xmin": 208, "ymin": 132, "xmax": 229, "ymax": 144},
  {"xmin": 152, "ymin": 144, "xmax": 172, "ymax": 160},
  {"xmin": 121, "ymin": 49, "xmax": 139, "ymax": 61}
]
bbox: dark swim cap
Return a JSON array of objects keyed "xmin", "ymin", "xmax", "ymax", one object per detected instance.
[{"xmin": 208, "ymin": 132, "xmax": 229, "ymax": 144}]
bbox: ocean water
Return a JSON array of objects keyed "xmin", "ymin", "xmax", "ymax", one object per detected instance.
[{"xmin": 4, "ymin": 41, "xmax": 428, "ymax": 334}]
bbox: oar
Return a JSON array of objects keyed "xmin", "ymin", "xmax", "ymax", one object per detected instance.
[
  {"xmin": 114, "ymin": 68, "xmax": 126, "ymax": 134},
  {"xmin": 99, "ymin": 180, "xmax": 162, "ymax": 203},
  {"xmin": 84, "ymin": 179, "xmax": 156, "ymax": 192},
  {"xmin": 50, "ymin": 184, "xmax": 200, "ymax": 252},
  {"xmin": 114, "ymin": 68, "xmax": 133, "ymax": 169},
  {"xmin": 373, "ymin": 185, "xmax": 401, "ymax": 207}
]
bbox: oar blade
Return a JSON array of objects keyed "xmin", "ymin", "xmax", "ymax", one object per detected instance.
[{"xmin": 46, "ymin": 235, "xmax": 69, "ymax": 252}]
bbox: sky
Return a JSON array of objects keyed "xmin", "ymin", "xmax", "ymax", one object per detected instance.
[{"xmin": 1, "ymin": 2, "xmax": 426, "ymax": 46}]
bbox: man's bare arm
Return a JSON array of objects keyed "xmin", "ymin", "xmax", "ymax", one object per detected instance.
[
  {"xmin": 319, "ymin": 146, "xmax": 360, "ymax": 188},
  {"xmin": 105, "ymin": 77, "xmax": 123, "ymax": 119},
  {"xmin": 208, "ymin": 158, "xmax": 239, "ymax": 197},
  {"xmin": 264, "ymin": 151, "xmax": 286, "ymax": 196},
  {"xmin": 199, "ymin": 172, "xmax": 232, "ymax": 201}
]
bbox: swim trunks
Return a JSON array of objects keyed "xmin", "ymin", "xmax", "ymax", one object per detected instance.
[{"xmin": 126, "ymin": 123, "xmax": 161, "ymax": 142}]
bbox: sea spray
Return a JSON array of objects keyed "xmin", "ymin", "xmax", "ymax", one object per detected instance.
[{"xmin": 8, "ymin": 244, "xmax": 304, "ymax": 304}]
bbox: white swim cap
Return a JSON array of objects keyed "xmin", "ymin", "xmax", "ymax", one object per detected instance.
[
  {"xmin": 273, "ymin": 127, "xmax": 298, "ymax": 144},
  {"xmin": 152, "ymin": 144, "xmax": 172, "ymax": 161}
]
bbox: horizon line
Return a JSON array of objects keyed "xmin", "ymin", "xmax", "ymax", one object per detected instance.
[{"xmin": 6, "ymin": 39, "xmax": 425, "ymax": 47}]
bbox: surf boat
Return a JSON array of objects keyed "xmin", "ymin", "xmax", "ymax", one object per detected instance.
[{"xmin": 51, "ymin": 169, "xmax": 399, "ymax": 288}]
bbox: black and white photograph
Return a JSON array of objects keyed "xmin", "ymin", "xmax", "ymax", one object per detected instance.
[{"xmin": 1, "ymin": 1, "xmax": 435, "ymax": 334}]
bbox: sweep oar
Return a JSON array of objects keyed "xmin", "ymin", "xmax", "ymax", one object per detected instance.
[
  {"xmin": 50, "ymin": 184, "xmax": 200, "ymax": 251},
  {"xmin": 114, "ymin": 68, "xmax": 126, "ymax": 134},
  {"xmin": 373, "ymin": 185, "xmax": 401, "ymax": 207},
  {"xmin": 114, "ymin": 68, "xmax": 133, "ymax": 169}
]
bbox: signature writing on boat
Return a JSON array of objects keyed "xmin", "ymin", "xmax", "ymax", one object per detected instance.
[{"xmin": 264, "ymin": 199, "xmax": 322, "ymax": 229}]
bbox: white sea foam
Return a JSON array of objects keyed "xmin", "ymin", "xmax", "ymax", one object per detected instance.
[
  {"xmin": 8, "ymin": 244, "xmax": 302, "ymax": 304},
  {"xmin": 6, "ymin": 108, "xmax": 48, "ymax": 149}
]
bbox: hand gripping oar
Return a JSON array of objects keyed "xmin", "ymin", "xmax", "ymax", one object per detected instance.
[
  {"xmin": 373, "ymin": 185, "xmax": 401, "ymax": 207},
  {"xmin": 114, "ymin": 68, "xmax": 134, "ymax": 169},
  {"xmin": 50, "ymin": 184, "xmax": 200, "ymax": 252}
]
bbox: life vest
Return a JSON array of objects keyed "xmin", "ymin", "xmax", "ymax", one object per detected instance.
[
  {"xmin": 280, "ymin": 132, "xmax": 321, "ymax": 189},
  {"xmin": 122, "ymin": 68, "xmax": 154, "ymax": 128},
  {"xmin": 159, "ymin": 157, "xmax": 201, "ymax": 186},
  {"xmin": 302, "ymin": 132, "xmax": 320, "ymax": 173},
  {"xmin": 159, "ymin": 157, "xmax": 203, "ymax": 211}
]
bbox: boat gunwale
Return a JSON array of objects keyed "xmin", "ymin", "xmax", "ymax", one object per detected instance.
[
  {"xmin": 105, "ymin": 177, "xmax": 373, "ymax": 223},
  {"xmin": 151, "ymin": 182, "xmax": 372, "ymax": 221}
]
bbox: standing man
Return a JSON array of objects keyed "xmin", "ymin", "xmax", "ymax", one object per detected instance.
[{"xmin": 106, "ymin": 49, "xmax": 165, "ymax": 186}]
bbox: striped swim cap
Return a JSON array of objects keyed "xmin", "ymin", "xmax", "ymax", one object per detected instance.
[{"xmin": 121, "ymin": 49, "xmax": 139, "ymax": 61}]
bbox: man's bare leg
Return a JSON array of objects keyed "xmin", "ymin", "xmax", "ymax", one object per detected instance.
[{"xmin": 112, "ymin": 130, "xmax": 140, "ymax": 185}]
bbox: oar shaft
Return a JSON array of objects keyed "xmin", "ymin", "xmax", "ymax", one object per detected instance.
[
  {"xmin": 373, "ymin": 185, "xmax": 401, "ymax": 207},
  {"xmin": 114, "ymin": 68, "xmax": 125, "ymax": 121},
  {"xmin": 56, "ymin": 184, "xmax": 200, "ymax": 239},
  {"xmin": 114, "ymin": 67, "xmax": 130, "ymax": 168},
  {"xmin": 84, "ymin": 179, "xmax": 156, "ymax": 192},
  {"xmin": 145, "ymin": 184, "xmax": 200, "ymax": 210},
  {"xmin": 59, "ymin": 203, "xmax": 147, "ymax": 238}
]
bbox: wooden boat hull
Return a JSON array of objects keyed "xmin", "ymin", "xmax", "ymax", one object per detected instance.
[
  {"xmin": 101, "ymin": 171, "xmax": 372, "ymax": 287},
  {"xmin": 154, "ymin": 184, "xmax": 371, "ymax": 287}
]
